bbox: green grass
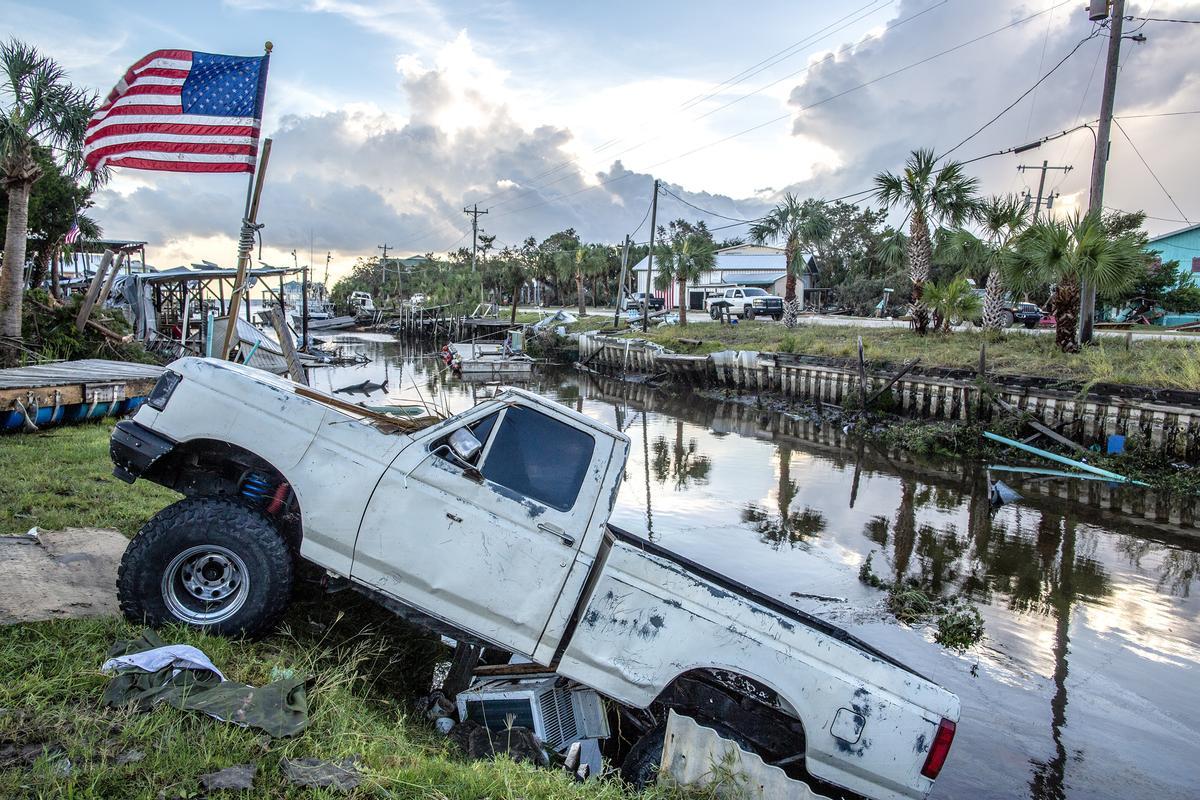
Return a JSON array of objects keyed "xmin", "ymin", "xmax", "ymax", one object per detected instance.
[
  {"xmin": 0, "ymin": 422, "xmax": 178, "ymax": 536},
  {"xmin": 0, "ymin": 614, "xmax": 686, "ymax": 800},
  {"xmin": 623, "ymin": 322, "xmax": 1200, "ymax": 390}
]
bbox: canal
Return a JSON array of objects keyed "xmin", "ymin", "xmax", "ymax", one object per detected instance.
[{"xmin": 314, "ymin": 333, "xmax": 1199, "ymax": 800}]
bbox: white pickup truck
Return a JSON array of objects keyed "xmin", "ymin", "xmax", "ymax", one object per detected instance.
[
  {"xmin": 110, "ymin": 357, "xmax": 959, "ymax": 799},
  {"xmin": 704, "ymin": 286, "xmax": 785, "ymax": 320}
]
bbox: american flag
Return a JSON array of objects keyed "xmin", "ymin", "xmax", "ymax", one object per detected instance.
[
  {"xmin": 84, "ymin": 49, "xmax": 269, "ymax": 174},
  {"xmin": 64, "ymin": 220, "xmax": 81, "ymax": 245}
]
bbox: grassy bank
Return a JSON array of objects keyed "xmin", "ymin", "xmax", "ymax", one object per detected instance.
[
  {"xmin": 0, "ymin": 422, "xmax": 177, "ymax": 536},
  {"xmin": 0, "ymin": 424, "xmax": 679, "ymax": 799},
  {"xmin": 625, "ymin": 321, "xmax": 1200, "ymax": 390}
]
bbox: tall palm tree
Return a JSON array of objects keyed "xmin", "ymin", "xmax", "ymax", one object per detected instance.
[
  {"xmin": 554, "ymin": 244, "xmax": 607, "ymax": 316},
  {"xmin": 1, "ymin": 40, "xmax": 96, "ymax": 358},
  {"xmin": 873, "ymin": 148, "xmax": 978, "ymax": 335},
  {"xmin": 1008, "ymin": 212, "xmax": 1144, "ymax": 352},
  {"xmin": 749, "ymin": 194, "xmax": 831, "ymax": 328},
  {"xmin": 943, "ymin": 194, "xmax": 1030, "ymax": 329},
  {"xmin": 654, "ymin": 227, "xmax": 715, "ymax": 326}
]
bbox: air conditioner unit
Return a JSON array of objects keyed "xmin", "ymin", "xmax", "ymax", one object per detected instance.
[{"xmin": 455, "ymin": 675, "xmax": 609, "ymax": 750}]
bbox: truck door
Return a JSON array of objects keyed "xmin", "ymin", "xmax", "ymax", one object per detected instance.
[{"xmin": 352, "ymin": 401, "xmax": 612, "ymax": 657}]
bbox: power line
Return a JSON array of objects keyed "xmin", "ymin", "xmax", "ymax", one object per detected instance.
[
  {"xmin": 1112, "ymin": 118, "xmax": 1191, "ymax": 223},
  {"xmin": 1116, "ymin": 109, "xmax": 1200, "ymax": 119},
  {"xmin": 1124, "ymin": 15, "xmax": 1200, "ymax": 24},
  {"xmin": 658, "ymin": 185, "xmax": 760, "ymax": 223},
  {"xmin": 630, "ymin": 194, "xmax": 656, "ymax": 237},
  {"xmin": 939, "ymin": 29, "xmax": 1101, "ymax": 159}
]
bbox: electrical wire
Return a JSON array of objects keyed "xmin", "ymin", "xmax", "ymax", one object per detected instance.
[
  {"xmin": 1116, "ymin": 109, "xmax": 1200, "ymax": 119},
  {"xmin": 658, "ymin": 185, "xmax": 760, "ymax": 223},
  {"xmin": 629, "ymin": 194, "xmax": 655, "ymax": 238},
  {"xmin": 939, "ymin": 29, "xmax": 1101, "ymax": 160},
  {"xmin": 1124, "ymin": 16, "xmax": 1200, "ymax": 24},
  {"xmin": 1112, "ymin": 118, "xmax": 1191, "ymax": 223}
]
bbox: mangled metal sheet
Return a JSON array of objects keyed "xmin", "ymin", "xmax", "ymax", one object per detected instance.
[{"xmin": 659, "ymin": 710, "xmax": 831, "ymax": 799}]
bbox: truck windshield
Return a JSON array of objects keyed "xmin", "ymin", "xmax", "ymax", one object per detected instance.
[
  {"xmin": 743, "ymin": 288, "xmax": 768, "ymax": 296},
  {"xmin": 481, "ymin": 406, "xmax": 595, "ymax": 512}
]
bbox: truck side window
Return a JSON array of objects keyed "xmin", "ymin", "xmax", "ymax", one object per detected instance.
[{"xmin": 481, "ymin": 405, "xmax": 595, "ymax": 511}]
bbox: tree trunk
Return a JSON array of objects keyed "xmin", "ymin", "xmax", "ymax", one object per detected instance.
[
  {"xmin": 677, "ymin": 274, "xmax": 688, "ymax": 326},
  {"xmin": 907, "ymin": 211, "xmax": 933, "ymax": 335},
  {"xmin": 782, "ymin": 240, "xmax": 799, "ymax": 328},
  {"xmin": 28, "ymin": 247, "xmax": 49, "ymax": 290},
  {"xmin": 1, "ymin": 179, "xmax": 34, "ymax": 358},
  {"xmin": 50, "ymin": 246, "xmax": 61, "ymax": 299},
  {"xmin": 982, "ymin": 266, "xmax": 1007, "ymax": 329},
  {"xmin": 575, "ymin": 271, "xmax": 586, "ymax": 316},
  {"xmin": 510, "ymin": 278, "xmax": 522, "ymax": 323},
  {"xmin": 1052, "ymin": 276, "xmax": 1081, "ymax": 353}
]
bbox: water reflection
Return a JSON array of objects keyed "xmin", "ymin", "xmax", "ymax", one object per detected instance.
[{"xmin": 317, "ymin": 336, "xmax": 1200, "ymax": 800}]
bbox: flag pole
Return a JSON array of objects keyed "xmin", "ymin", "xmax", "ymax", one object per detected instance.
[{"xmin": 220, "ymin": 41, "xmax": 273, "ymax": 360}]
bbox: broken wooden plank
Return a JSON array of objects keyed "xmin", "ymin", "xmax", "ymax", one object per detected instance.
[
  {"xmin": 75, "ymin": 249, "xmax": 114, "ymax": 332},
  {"xmin": 270, "ymin": 307, "xmax": 308, "ymax": 386},
  {"xmin": 865, "ymin": 357, "xmax": 921, "ymax": 406},
  {"xmin": 992, "ymin": 396, "xmax": 1088, "ymax": 454}
]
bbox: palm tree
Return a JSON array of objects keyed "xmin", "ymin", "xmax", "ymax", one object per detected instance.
[
  {"xmin": 749, "ymin": 194, "xmax": 831, "ymax": 328},
  {"xmin": 554, "ymin": 245, "xmax": 606, "ymax": 316},
  {"xmin": 872, "ymin": 148, "xmax": 978, "ymax": 334},
  {"xmin": 1007, "ymin": 212, "xmax": 1144, "ymax": 352},
  {"xmin": 1, "ymin": 40, "xmax": 96, "ymax": 359},
  {"xmin": 923, "ymin": 276, "xmax": 982, "ymax": 332},
  {"xmin": 943, "ymin": 194, "xmax": 1030, "ymax": 329},
  {"xmin": 654, "ymin": 225, "xmax": 715, "ymax": 326}
]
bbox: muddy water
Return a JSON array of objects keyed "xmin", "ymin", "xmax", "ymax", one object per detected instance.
[{"xmin": 315, "ymin": 334, "xmax": 1200, "ymax": 800}]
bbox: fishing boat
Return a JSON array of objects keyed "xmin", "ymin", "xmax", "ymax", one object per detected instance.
[{"xmin": 448, "ymin": 340, "xmax": 534, "ymax": 379}]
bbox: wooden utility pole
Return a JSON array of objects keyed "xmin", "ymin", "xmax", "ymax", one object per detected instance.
[
  {"xmin": 75, "ymin": 249, "xmax": 114, "ymax": 332},
  {"xmin": 1018, "ymin": 160, "xmax": 1072, "ymax": 219},
  {"xmin": 1080, "ymin": 0, "xmax": 1125, "ymax": 344},
  {"xmin": 463, "ymin": 204, "xmax": 488, "ymax": 272},
  {"xmin": 613, "ymin": 234, "xmax": 631, "ymax": 327},
  {"xmin": 643, "ymin": 179, "xmax": 659, "ymax": 331},
  {"xmin": 219, "ymin": 137, "xmax": 273, "ymax": 359}
]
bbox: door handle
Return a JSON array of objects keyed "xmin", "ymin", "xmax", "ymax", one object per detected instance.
[{"xmin": 537, "ymin": 522, "xmax": 575, "ymax": 547}]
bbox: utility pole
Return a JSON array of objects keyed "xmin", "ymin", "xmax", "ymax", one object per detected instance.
[
  {"xmin": 614, "ymin": 234, "xmax": 631, "ymax": 328},
  {"xmin": 644, "ymin": 179, "xmax": 659, "ymax": 331},
  {"xmin": 1018, "ymin": 160, "xmax": 1072, "ymax": 219},
  {"xmin": 463, "ymin": 204, "xmax": 489, "ymax": 272},
  {"xmin": 1081, "ymin": 0, "xmax": 1125, "ymax": 344}
]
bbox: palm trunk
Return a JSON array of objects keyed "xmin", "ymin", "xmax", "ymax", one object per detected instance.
[
  {"xmin": 50, "ymin": 246, "xmax": 61, "ymax": 299},
  {"xmin": 677, "ymin": 274, "xmax": 688, "ymax": 326},
  {"xmin": 782, "ymin": 240, "xmax": 800, "ymax": 328},
  {"xmin": 28, "ymin": 247, "xmax": 49, "ymax": 290},
  {"xmin": 1052, "ymin": 276, "xmax": 1081, "ymax": 353},
  {"xmin": 575, "ymin": 271, "xmax": 586, "ymax": 316},
  {"xmin": 907, "ymin": 211, "xmax": 933, "ymax": 335},
  {"xmin": 510, "ymin": 278, "xmax": 522, "ymax": 323},
  {"xmin": 1, "ymin": 178, "xmax": 34, "ymax": 357},
  {"xmin": 982, "ymin": 266, "xmax": 1007, "ymax": 329}
]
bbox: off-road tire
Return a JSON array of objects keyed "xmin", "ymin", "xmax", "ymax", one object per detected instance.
[
  {"xmin": 744, "ymin": 306, "xmax": 756, "ymax": 321},
  {"xmin": 117, "ymin": 497, "xmax": 294, "ymax": 638},
  {"xmin": 1000, "ymin": 309, "xmax": 1016, "ymax": 328},
  {"xmin": 772, "ymin": 312, "xmax": 783, "ymax": 321},
  {"xmin": 710, "ymin": 306, "xmax": 721, "ymax": 320}
]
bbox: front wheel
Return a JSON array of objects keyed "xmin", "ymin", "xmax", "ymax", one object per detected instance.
[
  {"xmin": 117, "ymin": 497, "xmax": 294, "ymax": 638},
  {"xmin": 620, "ymin": 720, "xmax": 758, "ymax": 789},
  {"xmin": 772, "ymin": 313, "xmax": 783, "ymax": 321},
  {"xmin": 744, "ymin": 306, "xmax": 756, "ymax": 320}
]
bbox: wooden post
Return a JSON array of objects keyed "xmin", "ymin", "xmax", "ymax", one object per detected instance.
[
  {"xmin": 75, "ymin": 249, "xmax": 114, "ymax": 332},
  {"xmin": 221, "ymin": 138, "xmax": 273, "ymax": 359},
  {"xmin": 442, "ymin": 642, "xmax": 483, "ymax": 699},
  {"xmin": 97, "ymin": 250, "xmax": 127, "ymax": 312},
  {"xmin": 856, "ymin": 336, "xmax": 868, "ymax": 406},
  {"xmin": 270, "ymin": 306, "xmax": 308, "ymax": 385}
]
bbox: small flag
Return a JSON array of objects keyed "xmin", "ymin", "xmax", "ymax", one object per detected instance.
[
  {"xmin": 64, "ymin": 220, "xmax": 81, "ymax": 245},
  {"xmin": 83, "ymin": 49, "xmax": 269, "ymax": 174}
]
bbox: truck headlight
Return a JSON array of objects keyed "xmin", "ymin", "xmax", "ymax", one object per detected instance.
[
  {"xmin": 146, "ymin": 370, "xmax": 182, "ymax": 411},
  {"xmin": 753, "ymin": 299, "xmax": 766, "ymax": 306}
]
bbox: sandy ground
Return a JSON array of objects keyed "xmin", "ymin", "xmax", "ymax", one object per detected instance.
[{"xmin": 0, "ymin": 528, "xmax": 126, "ymax": 624}]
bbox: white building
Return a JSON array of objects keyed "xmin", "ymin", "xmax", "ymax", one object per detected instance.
[{"xmin": 629, "ymin": 243, "xmax": 818, "ymax": 310}]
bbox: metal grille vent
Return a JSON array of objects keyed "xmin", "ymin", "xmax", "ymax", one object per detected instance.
[{"xmin": 537, "ymin": 687, "xmax": 578, "ymax": 747}]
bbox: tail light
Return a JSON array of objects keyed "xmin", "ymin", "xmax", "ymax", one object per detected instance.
[{"xmin": 921, "ymin": 718, "xmax": 956, "ymax": 780}]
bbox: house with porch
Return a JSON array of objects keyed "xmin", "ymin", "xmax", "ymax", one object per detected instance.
[
  {"xmin": 1147, "ymin": 223, "xmax": 1200, "ymax": 286},
  {"xmin": 629, "ymin": 243, "xmax": 819, "ymax": 310}
]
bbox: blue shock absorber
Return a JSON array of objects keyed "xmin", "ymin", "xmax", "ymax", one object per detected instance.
[{"xmin": 239, "ymin": 471, "xmax": 273, "ymax": 506}]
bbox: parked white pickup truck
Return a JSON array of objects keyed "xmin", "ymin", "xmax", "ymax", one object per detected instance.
[
  {"xmin": 704, "ymin": 286, "xmax": 785, "ymax": 320},
  {"xmin": 110, "ymin": 357, "xmax": 959, "ymax": 799}
]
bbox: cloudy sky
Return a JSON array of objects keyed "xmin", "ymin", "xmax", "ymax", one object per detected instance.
[{"xmin": 9, "ymin": 0, "xmax": 1200, "ymax": 280}]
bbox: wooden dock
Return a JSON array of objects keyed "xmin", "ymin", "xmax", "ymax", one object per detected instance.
[{"xmin": 0, "ymin": 359, "xmax": 164, "ymax": 432}]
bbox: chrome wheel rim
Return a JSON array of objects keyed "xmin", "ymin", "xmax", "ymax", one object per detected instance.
[{"xmin": 161, "ymin": 544, "xmax": 249, "ymax": 625}]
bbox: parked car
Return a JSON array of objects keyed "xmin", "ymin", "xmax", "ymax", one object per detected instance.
[
  {"xmin": 705, "ymin": 287, "xmax": 784, "ymax": 320},
  {"xmin": 622, "ymin": 291, "xmax": 664, "ymax": 312},
  {"xmin": 1011, "ymin": 302, "xmax": 1045, "ymax": 329},
  {"xmin": 109, "ymin": 358, "xmax": 961, "ymax": 800}
]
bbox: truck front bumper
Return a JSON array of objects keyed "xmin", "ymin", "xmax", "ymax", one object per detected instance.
[{"xmin": 110, "ymin": 419, "xmax": 177, "ymax": 484}]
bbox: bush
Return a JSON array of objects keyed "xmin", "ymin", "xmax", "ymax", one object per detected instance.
[{"xmin": 835, "ymin": 268, "xmax": 909, "ymax": 316}]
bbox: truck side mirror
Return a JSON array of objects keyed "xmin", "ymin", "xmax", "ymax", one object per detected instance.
[{"xmin": 449, "ymin": 428, "xmax": 482, "ymax": 463}]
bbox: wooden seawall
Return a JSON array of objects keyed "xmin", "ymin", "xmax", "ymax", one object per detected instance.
[{"xmin": 577, "ymin": 333, "xmax": 1200, "ymax": 459}]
